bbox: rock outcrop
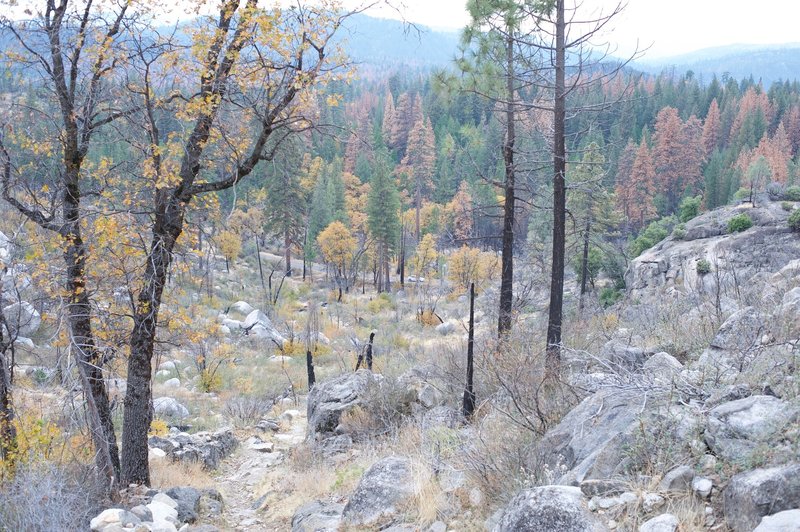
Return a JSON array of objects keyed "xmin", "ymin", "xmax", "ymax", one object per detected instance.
[{"xmin": 626, "ymin": 202, "xmax": 800, "ymax": 304}]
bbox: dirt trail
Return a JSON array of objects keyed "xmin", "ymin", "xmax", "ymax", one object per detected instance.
[{"xmin": 216, "ymin": 400, "xmax": 309, "ymax": 531}]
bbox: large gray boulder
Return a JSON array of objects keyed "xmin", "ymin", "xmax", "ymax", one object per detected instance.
[
  {"xmin": 492, "ymin": 485, "xmax": 606, "ymax": 532},
  {"xmin": 242, "ymin": 309, "xmax": 287, "ymax": 345},
  {"xmin": 723, "ymin": 463, "xmax": 800, "ymax": 532},
  {"xmin": 2, "ymin": 301, "xmax": 41, "ymax": 337},
  {"xmin": 306, "ymin": 370, "xmax": 379, "ymax": 440},
  {"xmin": 342, "ymin": 456, "xmax": 416, "ymax": 527},
  {"xmin": 705, "ymin": 395, "xmax": 798, "ymax": 462},
  {"xmin": 291, "ymin": 501, "xmax": 344, "ymax": 532},
  {"xmin": 754, "ymin": 509, "xmax": 800, "ymax": 531},
  {"xmin": 153, "ymin": 397, "xmax": 190, "ymax": 419},
  {"xmin": 535, "ymin": 388, "xmax": 699, "ymax": 485}
]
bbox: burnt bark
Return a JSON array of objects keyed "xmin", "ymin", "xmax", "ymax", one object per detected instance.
[
  {"xmin": 546, "ymin": 0, "xmax": 566, "ymax": 372},
  {"xmin": 498, "ymin": 33, "xmax": 516, "ymax": 337},
  {"xmin": 462, "ymin": 282, "xmax": 476, "ymax": 418}
]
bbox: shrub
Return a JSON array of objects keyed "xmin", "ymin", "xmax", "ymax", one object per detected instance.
[
  {"xmin": 149, "ymin": 419, "xmax": 169, "ymax": 437},
  {"xmin": 629, "ymin": 216, "xmax": 676, "ymax": 257},
  {"xmin": 727, "ymin": 213, "xmax": 753, "ymax": 233},
  {"xmin": 672, "ymin": 223, "xmax": 686, "ymax": 240},
  {"xmin": 223, "ymin": 396, "xmax": 276, "ymax": 427},
  {"xmin": 678, "ymin": 195, "xmax": 702, "ymax": 222},
  {"xmin": 782, "ymin": 201, "xmax": 794, "ymax": 212},
  {"xmin": 0, "ymin": 463, "xmax": 104, "ymax": 531},
  {"xmin": 366, "ymin": 293, "xmax": 393, "ymax": 314},
  {"xmin": 696, "ymin": 259, "xmax": 712, "ymax": 275},
  {"xmin": 199, "ymin": 368, "xmax": 222, "ymax": 392},
  {"xmin": 789, "ymin": 209, "xmax": 800, "ymax": 232},
  {"xmin": 766, "ymin": 182, "xmax": 785, "ymax": 200},
  {"xmin": 785, "ymin": 185, "xmax": 800, "ymax": 201},
  {"xmin": 599, "ymin": 287, "xmax": 623, "ymax": 308}
]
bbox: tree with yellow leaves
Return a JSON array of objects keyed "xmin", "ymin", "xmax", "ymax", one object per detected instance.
[
  {"xmin": 217, "ymin": 230, "xmax": 242, "ymax": 272},
  {"xmin": 447, "ymin": 246, "xmax": 498, "ymax": 294},
  {"xmin": 317, "ymin": 221, "xmax": 357, "ymax": 301}
]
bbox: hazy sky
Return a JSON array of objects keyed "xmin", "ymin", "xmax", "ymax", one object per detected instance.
[{"xmin": 364, "ymin": 0, "xmax": 800, "ymax": 59}]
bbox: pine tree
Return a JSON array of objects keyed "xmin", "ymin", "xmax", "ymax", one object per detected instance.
[
  {"xmin": 264, "ymin": 157, "xmax": 307, "ymax": 276},
  {"xmin": 367, "ymin": 150, "xmax": 401, "ymax": 292}
]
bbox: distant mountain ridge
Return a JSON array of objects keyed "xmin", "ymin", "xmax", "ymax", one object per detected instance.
[
  {"xmin": 337, "ymin": 14, "xmax": 461, "ymax": 69},
  {"xmin": 634, "ymin": 43, "xmax": 800, "ymax": 86}
]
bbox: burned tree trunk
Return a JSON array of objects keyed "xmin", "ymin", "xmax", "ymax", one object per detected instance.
[{"xmin": 462, "ymin": 283, "xmax": 476, "ymax": 418}]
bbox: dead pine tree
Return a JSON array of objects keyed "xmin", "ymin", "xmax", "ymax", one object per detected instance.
[{"xmin": 462, "ymin": 282, "xmax": 476, "ymax": 418}]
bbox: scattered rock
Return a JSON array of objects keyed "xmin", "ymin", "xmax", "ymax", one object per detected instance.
[
  {"xmin": 692, "ymin": 477, "xmax": 713, "ymax": 499},
  {"xmin": 588, "ymin": 492, "xmax": 636, "ymax": 511},
  {"xmin": 705, "ymin": 395, "xmax": 797, "ymax": 461},
  {"xmin": 148, "ymin": 428, "xmax": 238, "ymax": 469},
  {"xmin": 164, "ymin": 378, "xmax": 181, "ymax": 388},
  {"xmin": 639, "ymin": 513, "xmax": 678, "ymax": 532},
  {"xmin": 601, "ymin": 340, "xmax": 656, "ymax": 371},
  {"xmin": 291, "ymin": 501, "xmax": 344, "ymax": 532},
  {"xmin": 781, "ymin": 287, "xmax": 800, "ymax": 316},
  {"xmin": 580, "ymin": 479, "xmax": 628, "ymax": 498},
  {"xmin": 723, "ymin": 463, "xmax": 800, "ymax": 532},
  {"xmin": 435, "ymin": 321, "xmax": 455, "ymax": 335},
  {"xmin": 492, "ymin": 485, "xmax": 606, "ymax": 532},
  {"xmin": 658, "ymin": 465, "xmax": 694, "ymax": 492},
  {"xmin": 641, "ymin": 493, "xmax": 665, "ymax": 513},
  {"xmin": 342, "ymin": 456, "xmax": 416, "ymax": 527},
  {"xmin": 90, "ymin": 509, "xmax": 142, "ymax": 531}
]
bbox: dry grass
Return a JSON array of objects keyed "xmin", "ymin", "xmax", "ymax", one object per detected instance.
[{"xmin": 150, "ymin": 459, "xmax": 214, "ymax": 489}]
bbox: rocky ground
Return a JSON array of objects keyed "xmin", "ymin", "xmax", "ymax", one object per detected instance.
[{"xmin": 8, "ymin": 198, "xmax": 800, "ymax": 532}]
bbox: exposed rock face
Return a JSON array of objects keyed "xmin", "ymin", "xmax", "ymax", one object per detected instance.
[
  {"xmin": 705, "ymin": 395, "xmax": 797, "ymax": 461},
  {"xmin": 492, "ymin": 485, "xmax": 606, "ymax": 532},
  {"xmin": 342, "ymin": 456, "xmax": 416, "ymax": 527},
  {"xmin": 306, "ymin": 370, "xmax": 379, "ymax": 440},
  {"xmin": 535, "ymin": 388, "xmax": 698, "ymax": 485},
  {"xmin": 291, "ymin": 501, "xmax": 344, "ymax": 532},
  {"xmin": 149, "ymin": 428, "xmax": 238, "ymax": 469},
  {"xmin": 626, "ymin": 202, "xmax": 800, "ymax": 303},
  {"xmin": 723, "ymin": 463, "xmax": 800, "ymax": 532},
  {"xmin": 2, "ymin": 301, "xmax": 41, "ymax": 337}
]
